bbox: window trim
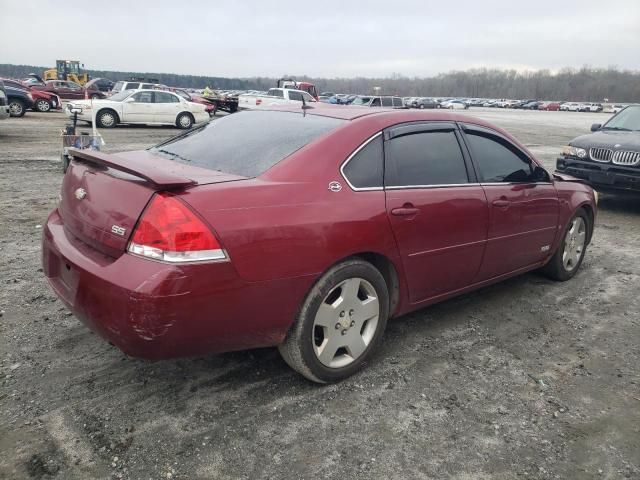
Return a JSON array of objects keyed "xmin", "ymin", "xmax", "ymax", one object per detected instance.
[{"xmin": 340, "ymin": 132, "xmax": 384, "ymax": 192}]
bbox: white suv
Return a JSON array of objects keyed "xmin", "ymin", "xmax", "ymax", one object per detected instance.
[{"xmin": 111, "ymin": 81, "xmax": 166, "ymax": 94}]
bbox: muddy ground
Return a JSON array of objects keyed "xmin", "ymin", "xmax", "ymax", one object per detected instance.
[{"xmin": 1, "ymin": 108, "xmax": 639, "ymax": 480}]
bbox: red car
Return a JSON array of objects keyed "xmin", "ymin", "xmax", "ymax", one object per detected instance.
[
  {"xmin": 42, "ymin": 106, "xmax": 597, "ymax": 383},
  {"xmin": 540, "ymin": 101, "xmax": 561, "ymax": 111},
  {"xmin": 32, "ymin": 80, "xmax": 106, "ymax": 100},
  {"xmin": 30, "ymin": 89, "xmax": 62, "ymax": 112}
]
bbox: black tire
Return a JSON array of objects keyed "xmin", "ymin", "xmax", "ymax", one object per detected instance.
[
  {"xmin": 35, "ymin": 99, "xmax": 52, "ymax": 113},
  {"xmin": 9, "ymin": 99, "xmax": 26, "ymax": 117},
  {"xmin": 176, "ymin": 112, "xmax": 194, "ymax": 129},
  {"xmin": 279, "ymin": 258, "xmax": 389, "ymax": 383},
  {"xmin": 419, "ymin": 104, "xmax": 425, "ymax": 109},
  {"xmin": 90, "ymin": 93, "xmax": 101, "ymax": 99},
  {"xmin": 541, "ymin": 208, "xmax": 591, "ymax": 281},
  {"xmin": 96, "ymin": 109, "xmax": 118, "ymax": 128}
]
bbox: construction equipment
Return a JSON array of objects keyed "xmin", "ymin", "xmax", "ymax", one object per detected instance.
[{"xmin": 44, "ymin": 60, "xmax": 90, "ymax": 85}]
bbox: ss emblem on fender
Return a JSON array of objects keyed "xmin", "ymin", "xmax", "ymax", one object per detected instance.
[{"xmin": 111, "ymin": 225, "xmax": 126, "ymax": 236}]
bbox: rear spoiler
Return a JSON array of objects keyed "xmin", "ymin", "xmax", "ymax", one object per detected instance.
[{"xmin": 68, "ymin": 149, "xmax": 197, "ymax": 189}]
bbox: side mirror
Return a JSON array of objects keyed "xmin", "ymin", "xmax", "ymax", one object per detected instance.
[
  {"xmin": 591, "ymin": 123, "xmax": 601, "ymax": 132},
  {"xmin": 125, "ymin": 97, "xmax": 135, "ymax": 103},
  {"xmin": 532, "ymin": 165, "xmax": 550, "ymax": 182}
]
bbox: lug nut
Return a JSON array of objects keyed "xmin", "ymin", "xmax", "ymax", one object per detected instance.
[
  {"xmin": 335, "ymin": 323, "xmax": 341, "ymax": 330},
  {"xmin": 350, "ymin": 320, "xmax": 355, "ymax": 327},
  {"xmin": 339, "ymin": 311, "xmax": 345, "ymax": 318},
  {"xmin": 341, "ymin": 329, "xmax": 348, "ymax": 335},
  {"xmin": 349, "ymin": 309, "xmax": 354, "ymax": 316}
]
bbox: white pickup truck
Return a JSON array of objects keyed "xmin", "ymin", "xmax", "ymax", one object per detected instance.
[{"xmin": 238, "ymin": 88, "xmax": 317, "ymax": 110}]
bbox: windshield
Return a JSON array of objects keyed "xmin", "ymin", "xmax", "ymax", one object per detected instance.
[
  {"xmin": 150, "ymin": 111, "xmax": 346, "ymax": 177},
  {"xmin": 603, "ymin": 105, "xmax": 640, "ymax": 131},
  {"xmin": 107, "ymin": 91, "xmax": 132, "ymax": 102}
]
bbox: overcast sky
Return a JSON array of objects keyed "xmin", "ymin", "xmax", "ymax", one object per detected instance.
[{"xmin": 1, "ymin": 0, "xmax": 638, "ymax": 78}]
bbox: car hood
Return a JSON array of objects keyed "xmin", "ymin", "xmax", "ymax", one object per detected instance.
[{"xmin": 570, "ymin": 130, "xmax": 640, "ymax": 150}]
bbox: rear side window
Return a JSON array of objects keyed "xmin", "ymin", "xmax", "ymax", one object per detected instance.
[
  {"xmin": 342, "ymin": 135, "xmax": 383, "ymax": 189},
  {"xmin": 288, "ymin": 91, "xmax": 303, "ymax": 102},
  {"xmin": 268, "ymin": 89, "xmax": 284, "ymax": 98},
  {"xmin": 465, "ymin": 131, "xmax": 533, "ymax": 182},
  {"xmin": 151, "ymin": 111, "xmax": 345, "ymax": 178},
  {"xmin": 385, "ymin": 131, "xmax": 469, "ymax": 186},
  {"xmin": 155, "ymin": 92, "xmax": 179, "ymax": 103},
  {"xmin": 381, "ymin": 97, "xmax": 393, "ymax": 107},
  {"xmin": 125, "ymin": 82, "xmax": 140, "ymax": 90}
]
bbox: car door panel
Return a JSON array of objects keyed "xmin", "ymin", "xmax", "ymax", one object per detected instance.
[
  {"xmin": 383, "ymin": 123, "xmax": 489, "ymax": 303},
  {"xmin": 460, "ymin": 124, "xmax": 559, "ymax": 281},
  {"xmin": 122, "ymin": 91, "xmax": 155, "ymax": 123}
]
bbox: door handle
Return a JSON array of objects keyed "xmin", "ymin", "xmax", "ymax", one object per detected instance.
[
  {"xmin": 391, "ymin": 204, "xmax": 419, "ymax": 216},
  {"xmin": 492, "ymin": 199, "xmax": 510, "ymax": 208}
]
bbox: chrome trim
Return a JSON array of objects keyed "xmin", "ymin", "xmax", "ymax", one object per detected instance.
[
  {"xmin": 612, "ymin": 150, "xmax": 640, "ymax": 166},
  {"xmin": 481, "ymin": 182, "xmax": 553, "ymax": 186},
  {"xmin": 340, "ymin": 132, "xmax": 384, "ymax": 192},
  {"xmin": 589, "ymin": 147, "xmax": 613, "ymax": 163},
  {"xmin": 386, "ymin": 183, "xmax": 480, "ymax": 190}
]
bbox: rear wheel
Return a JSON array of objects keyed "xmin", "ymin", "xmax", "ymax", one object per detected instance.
[
  {"xmin": 96, "ymin": 109, "xmax": 118, "ymax": 128},
  {"xmin": 35, "ymin": 99, "xmax": 51, "ymax": 112},
  {"xmin": 541, "ymin": 209, "xmax": 590, "ymax": 281},
  {"xmin": 176, "ymin": 112, "xmax": 194, "ymax": 129},
  {"xmin": 279, "ymin": 259, "xmax": 389, "ymax": 383},
  {"xmin": 9, "ymin": 99, "xmax": 25, "ymax": 117}
]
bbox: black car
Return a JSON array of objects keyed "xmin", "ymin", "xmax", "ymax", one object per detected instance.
[
  {"xmin": 85, "ymin": 77, "xmax": 115, "ymax": 92},
  {"xmin": 412, "ymin": 97, "xmax": 440, "ymax": 109},
  {"xmin": 0, "ymin": 80, "xmax": 10, "ymax": 120},
  {"xmin": 3, "ymin": 81, "xmax": 34, "ymax": 117},
  {"xmin": 556, "ymin": 105, "xmax": 640, "ymax": 194}
]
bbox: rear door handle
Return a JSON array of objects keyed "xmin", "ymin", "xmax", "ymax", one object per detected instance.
[
  {"xmin": 391, "ymin": 205, "xmax": 419, "ymax": 216},
  {"xmin": 492, "ymin": 199, "xmax": 510, "ymax": 208}
]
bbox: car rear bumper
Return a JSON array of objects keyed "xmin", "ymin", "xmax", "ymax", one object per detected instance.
[
  {"xmin": 42, "ymin": 209, "xmax": 302, "ymax": 359},
  {"xmin": 556, "ymin": 157, "xmax": 640, "ymax": 193}
]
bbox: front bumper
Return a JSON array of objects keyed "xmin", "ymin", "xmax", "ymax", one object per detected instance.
[
  {"xmin": 556, "ymin": 157, "xmax": 640, "ymax": 193},
  {"xmin": 42, "ymin": 209, "xmax": 298, "ymax": 359}
]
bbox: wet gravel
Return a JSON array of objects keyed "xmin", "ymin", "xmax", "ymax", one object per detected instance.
[{"xmin": 1, "ymin": 108, "xmax": 639, "ymax": 479}]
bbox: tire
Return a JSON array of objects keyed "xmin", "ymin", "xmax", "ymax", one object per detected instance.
[
  {"xmin": 90, "ymin": 93, "xmax": 101, "ymax": 99},
  {"xmin": 278, "ymin": 258, "xmax": 389, "ymax": 383},
  {"xmin": 9, "ymin": 99, "xmax": 26, "ymax": 117},
  {"xmin": 176, "ymin": 112, "xmax": 194, "ymax": 129},
  {"xmin": 96, "ymin": 109, "xmax": 118, "ymax": 128},
  {"xmin": 61, "ymin": 154, "xmax": 70, "ymax": 173},
  {"xmin": 419, "ymin": 104, "xmax": 424, "ymax": 109},
  {"xmin": 541, "ymin": 208, "xmax": 590, "ymax": 281},
  {"xmin": 35, "ymin": 99, "xmax": 51, "ymax": 112}
]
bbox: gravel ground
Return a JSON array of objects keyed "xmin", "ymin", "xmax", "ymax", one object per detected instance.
[{"xmin": 1, "ymin": 108, "xmax": 639, "ymax": 480}]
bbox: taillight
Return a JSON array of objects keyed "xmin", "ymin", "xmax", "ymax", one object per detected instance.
[
  {"xmin": 256, "ymin": 98, "xmax": 262, "ymax": 105},
  {"xmin": 128, "ymin": 193, "xmax": 227, "ymax": 263}
]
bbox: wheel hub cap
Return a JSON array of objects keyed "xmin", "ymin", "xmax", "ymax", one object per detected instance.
[{"xmin": 562, "ymin": 217, "xmax": 586, "ymax": 272}]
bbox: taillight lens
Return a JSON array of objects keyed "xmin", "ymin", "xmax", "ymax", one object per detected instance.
[{"xmin": 128, "ymin": 193, "xmax": 227, "ymax": 263}]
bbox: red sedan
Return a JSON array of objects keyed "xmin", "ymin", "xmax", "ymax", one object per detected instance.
[{"xmin": 42, "ymin": 106, "xmax": 597, "ymax": 383}]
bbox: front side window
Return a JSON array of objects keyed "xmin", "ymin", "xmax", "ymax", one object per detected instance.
[
  {"xmin": 268, "ymin": 89, "xmax": 284, "ymax": 98},
  {"xmin": 132, "ymin": 92, "xmax": 153, "ymax": 103},
  {"xmin": 288, "ymin": 91, "xmax": 303, "ymax": 102},
  {"xmin": 342, "ymin": 134, "xmax": 383, "ymax": 189},
  {"xmin": 465, "ymin": 131, "xmax": 533, "ymax": 183},
  {"xmin": 381, "ymin": 97, "xmax": 393, "ymax": 107},
  {"xmin": 125, "ymin": 82, "xmax": 140, "ymax": 90},
  {"xmin": 385, "ymin": 130, "xmax": 469, "ymax": 187}
]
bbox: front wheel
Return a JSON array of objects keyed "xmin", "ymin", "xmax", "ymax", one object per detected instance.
[
  {"xmin": 35, "ymin": 99, "xmax": 52, "ymax": 112},
  {"xmin": 541, "ymin": 209, "xmax": 590, "ymax": 281},
  {"xmin": 96, "ymin": 109, "xmax": 118, "ymax": 128},
  {"xmin": 9, "ymin": 99, "xmax": 26, "ymax": 117},
  {"xmin": 279, "ymin": 259, "xmax": 389, "ymax": 383}
]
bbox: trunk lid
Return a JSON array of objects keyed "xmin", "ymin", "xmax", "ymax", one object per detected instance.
[{"xmin": 60, "ymin": 149, "xmax": 245, "ymax": 257}]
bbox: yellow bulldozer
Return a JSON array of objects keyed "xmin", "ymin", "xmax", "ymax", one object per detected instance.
[{"xmin": 43, "ymin": 60, "xmax": 90, "ymax": 85}]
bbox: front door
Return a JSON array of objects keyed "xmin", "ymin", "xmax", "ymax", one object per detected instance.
[
  {"xmin": 460, "ymin": 124, "xmax": 559, "ymax": 281},
  {"xmin": 384, "ymin": 122, "xmax": 489, "ymax": 303},
  {"xmin": 122, "ymin": 91, "xmax": 155, "ymax": 123}
]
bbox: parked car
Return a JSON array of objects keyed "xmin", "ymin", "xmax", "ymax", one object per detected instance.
[
  {"xmin": 350, "ymin": 96, "xmax": 404, "ymax": 108},
  {"xmin": 539, "ymin": 101, "xmax": 561, "ymax": 111},
  {"xmin": 42, "ymin": 106, "xmax": 597, "ymax": 383},
  {"xmin": 521, "ymin": 101, "xmax": 541, "ymax": 110},
  {"xmin": 66, "ymin": 89, "xmax": 209, "ymax": 129},
  {"xmin": 84, "ymin": 77, "xmax": 115, "ymax": 93},
  {"xmin": 238, "ymin": 88, "xmax": 317, "ymax": 110},
  {"xmin": 412, "ymin": 98, "xmax": 440, "ymax": 109},
  {"xmin": 578, "ymin": 103, "xmax": 603, "ymax": 113},
  {"xmin": 2, "ymin": 79, "xmax": 61, "ymax": 113},
  {"xmin": 31, "ymin": 80, "xmax": 106, "ymax": 100},
  {"xmin": 169, "ymin": 88, "xmax": 217, "ymax": 116},
  {"xmin": 560, "ymin": 102, "xmax": 581, "ymax": 112},
  {"xmin": 441, "ymin": 100, "xmax": 469, "ymax": 110},
  {"xmin": 3, "ymin": 80, "xmax": 34, "ymax": 117},
  {"xmin": 557, "ymin": 104, "xmax": 640, "ymax": 194},
  {"xmin": 0, "ymin": 80, "xmax": 10, "ymax": 120}
]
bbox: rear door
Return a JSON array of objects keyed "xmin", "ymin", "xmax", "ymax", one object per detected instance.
[
  {"xmin": 460, "ymin": 124, "xmax": 559, "ymax": 280},
  {"xmin": 384, "ymin": 122, "xmax": 489, "ymax": 303},
  {"xmin": 122, "ymin": 91, "xmax": 155, "ymax": 123},
  {"xmin": 153, "ymin": 91, "xmax": 182, "ymax": 124},
  {"xmin": 65, "ymin": 82, "xmax": 85, "ymax": 99}
]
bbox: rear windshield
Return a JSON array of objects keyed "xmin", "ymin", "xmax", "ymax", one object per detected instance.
[{"xmin": 150, "ymin": 111, "xmax": 346, "ymax": 177}]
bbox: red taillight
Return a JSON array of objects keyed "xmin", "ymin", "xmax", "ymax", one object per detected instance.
[
  {"xmin": 128, "ymin": 193, "xmax": 227, "ymax": 263},
  {"xmin": 256, "ymin": 98, "xmax": 262, "ymax": 105}
]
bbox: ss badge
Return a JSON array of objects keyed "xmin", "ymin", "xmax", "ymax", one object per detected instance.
[{"xmin": 111, "ymin": 225, "xmax": 126, "ymax": 236}]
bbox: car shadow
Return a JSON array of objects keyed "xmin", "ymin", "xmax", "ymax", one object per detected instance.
[{"xmin": 596, "ymin": 193, "xmax": 640, "ymax": 215}]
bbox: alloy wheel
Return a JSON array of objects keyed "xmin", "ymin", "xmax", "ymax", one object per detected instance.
[
  {"xmin": 312, "ymin": 277, "xmax": 379, "ymax": 368},
  {"xmin": 36, "ymin": 99, "xmax": 51, "ymax": 112},
  {"xmin": 562, "ymin": 216, "xmax": 586, "ymax": 272},
  {"xmin": 9, "ymin": 102, "xmax": 23, "ymax": 115}
]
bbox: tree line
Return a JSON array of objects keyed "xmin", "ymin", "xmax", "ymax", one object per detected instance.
[{"xmin": 1, "ymin": 64, "xmax": 638, "ymax": 102}]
